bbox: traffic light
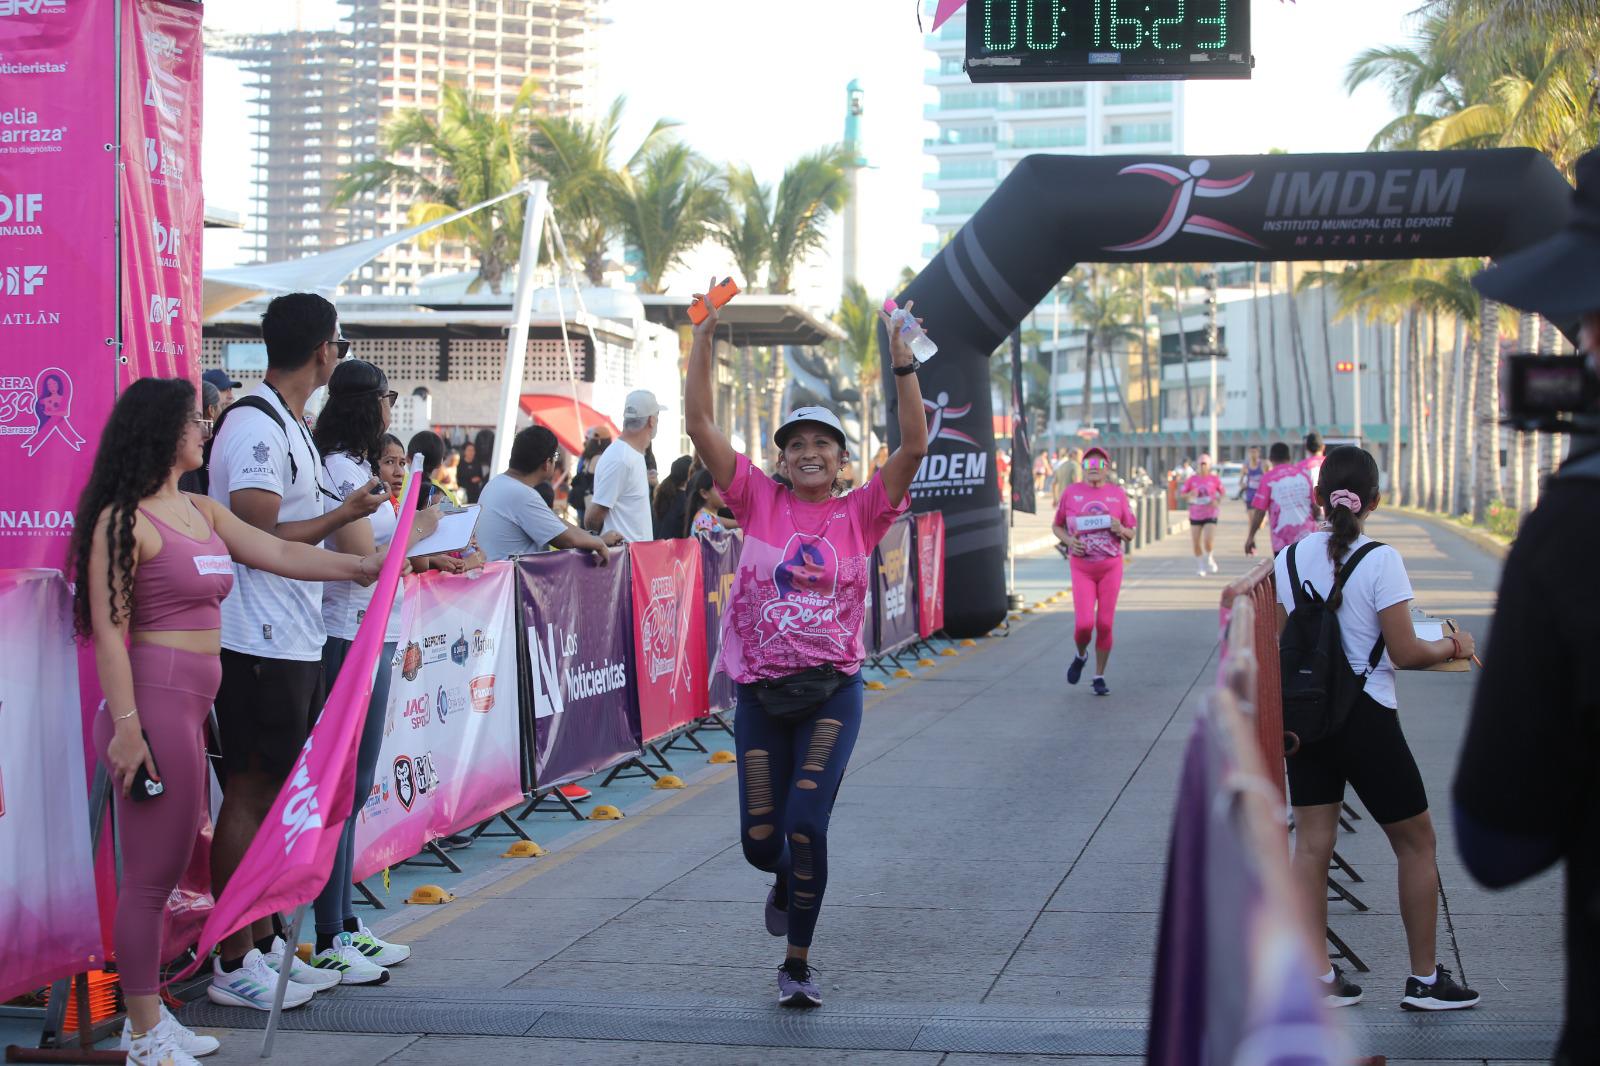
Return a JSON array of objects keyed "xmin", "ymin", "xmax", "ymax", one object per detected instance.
[{"xmin": 1335, "ymin": 361, "xmax": 1356, "ymax": 374}]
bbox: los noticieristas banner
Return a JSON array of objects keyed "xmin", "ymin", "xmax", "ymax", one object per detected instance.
[
  {"xmin": 353, "ymin": 563, "xmax": 525, "ymax": 882},
  {"xmin": 0, "ymin": 0, "xmax": 118, "ymax": 571}
]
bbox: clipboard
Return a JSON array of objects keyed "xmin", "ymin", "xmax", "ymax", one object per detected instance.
[
  {"xmin": 1412, "ymin": 608, "xmax": 1470, "ymax": 672},
  {"xmin": 408, "ymin": 504, "xmax": 479, "ymax": 557}
]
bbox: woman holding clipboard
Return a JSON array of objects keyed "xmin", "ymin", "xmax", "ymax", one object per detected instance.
[{"xmin": 1051, "ymin": 445, "xmax": 1136, "ymax": 696}]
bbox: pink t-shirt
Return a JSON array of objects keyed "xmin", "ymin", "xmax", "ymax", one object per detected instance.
[
  {"xmin": 1053, "ymin": 481, "xmax": 1135, "ymax": 560},
  {"xmin": 1300, "ymin": 454, "xmax": 1325, "ymax": 487},
  {"xmin": 1182, "ymin": 474, "xmax": 1225, "ymax": 521},
  {"xmin": 717, "ymin": 454, "xmax": 907, "ymax": 683},
  {"xmin": 1251, "ymin": 464, "xmax": 1318, "ymax": 553}
]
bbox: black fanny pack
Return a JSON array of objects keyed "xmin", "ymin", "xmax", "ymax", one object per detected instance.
[{"xmin": 749, "ymin": 664, "xmax": 845, "ymax": 722}]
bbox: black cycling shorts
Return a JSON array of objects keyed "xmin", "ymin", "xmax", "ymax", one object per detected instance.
[
  {"xmin": 1189, "ymin": 517, "xmax": 1218, "ymax": 527},
  {"xmin": 1286, "ymin": 691, "xmax": 1428, "ymax": 825},
  {"xmin": 215, "ymin": 649, "xmax": 325, "ymax": 780}
]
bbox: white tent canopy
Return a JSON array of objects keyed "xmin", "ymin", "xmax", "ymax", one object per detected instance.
[{"xmin": 201, "ymin": 182, "xmax": 532, "ymax": 320}]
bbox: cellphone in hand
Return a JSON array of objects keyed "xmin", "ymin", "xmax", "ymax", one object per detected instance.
[
  {"xmin": 129, "ymin": 730, "xmax": 164, "ymax": 802},
  {"xmin": 688, "ymin": 277, "xmax": 740, "ymax": 324}
]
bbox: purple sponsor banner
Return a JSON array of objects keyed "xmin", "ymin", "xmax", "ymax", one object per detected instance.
[
  {"xmin": 699, "ymin": 531, "xmax": 739, "ymax": 715},
  {"xmin": 872, "ymin": 514, "xmax": 918, "ymax": 655},
  {"xmin": 517, "ymin": 551, "xmax": 641, "ymax": 788}
]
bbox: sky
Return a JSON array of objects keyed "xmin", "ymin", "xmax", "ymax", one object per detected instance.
[{"xmin": 202, "ymin": 0, "xmax": 1414, "ymax": 306}]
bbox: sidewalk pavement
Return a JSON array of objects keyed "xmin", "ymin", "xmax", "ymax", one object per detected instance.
[{"xmin": 175, "ymin": 510, "xmax": 1562, "ymax": 1065}]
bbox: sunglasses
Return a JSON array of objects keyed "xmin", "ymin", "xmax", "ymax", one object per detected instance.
[
  {"xmin": 1083, "ymin": 457, "xmax": 1107, "ymax": 470},
  {"xmin": 189, "ymin": 415, "xmax": 213, "ymax": 437},
  {"xmin": 329, "ymin": 338, "xmax": 352, "ymax": 359},
  {"xmin": 380, "ymin": 390, "xmax": 398, "ymax": 405}
]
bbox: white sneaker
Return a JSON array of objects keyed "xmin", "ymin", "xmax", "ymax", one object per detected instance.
[
  {"xmin": 205, "ymin": 949, "xmax": 314, "ymax": 1011},
  {"xmin": 264, "ymin": 935, "xmax": 341, "ymax": 990},
  {"xmin": 1207, "ymin": 555, "xmax": 1219, "ymax": 573},
  {"xmin": 121, "ymin": 1005, "xmax": 220, "ymax": 1057},
  {"xmin": 351, "ymin": 918, "xmax": 411, "ymax": 966},
  {"xmin": 308, "ymin": 932, "xmax": 390, "ymax": 985},
  {"xmin": 1195, "ymin": 562, "xmax": 1207, "ymax": 576},
  {"xmin": 125, "ymin": 1015, "xmax": 205, "ymax": 1066}
]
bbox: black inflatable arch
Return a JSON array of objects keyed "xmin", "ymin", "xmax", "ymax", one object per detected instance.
[{"xmin": 883, "ymin": 148, "xmax": 1571, "ymax": 638}]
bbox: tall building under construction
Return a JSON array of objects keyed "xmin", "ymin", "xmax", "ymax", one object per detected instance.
[{"xmin": 215, "ymin": 0, "xmax": 603, "ymax": 293}]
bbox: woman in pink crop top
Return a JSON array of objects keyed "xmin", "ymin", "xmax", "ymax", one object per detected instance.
[
  {"xmin": 68, "ymin": 378, "xmax": 417, "ymax": 1064},
  {"xmin": 685, "ymin": 279, "xmax": 929, "ymax": 1009}
]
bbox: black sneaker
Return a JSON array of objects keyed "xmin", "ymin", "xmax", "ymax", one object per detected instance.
[
  {"xmin": 1401, "ymin": 965, "xmax": 1480, "ymax": 1011},
  {"xmin": 437, "ymin": 832, "xmax": 474, "ymax": 851},
  {"xmin": 1091, "ymin": 676, "xmax": 1110, "ymax": 697},
  {"xmin": 1067, "ymin": 654, "xmax": 1087, "ymax": 685},
  {"xmin": 1322, "ymin": 964, "xmax": 1363, "ymax": 1008},
  {"xmin": 777, "ymin": 957, "xmax": 821, "ymax": 1009}
]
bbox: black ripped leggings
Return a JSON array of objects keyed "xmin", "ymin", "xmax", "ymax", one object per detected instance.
[{"xmin": 733, "ymin": 672, "xmax": 864, "ymax": 949}]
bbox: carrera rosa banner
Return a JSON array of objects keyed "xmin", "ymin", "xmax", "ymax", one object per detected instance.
[
  {"xmin": 0, "ymin": 571, "xmax": 102, "ymax": 1002},
  {"xmin": 119, "ymin": 0, "xmax": 203, "ymax": 386},
  {"xmin": 353, "ymin": 563, "xmax": 524, "ymax": 883},
  {"xmin": 914, "ymin": 512, "xmax": 946, "ymax": 639},
  {"xmin": 699, "ymin": 531, "xmax": 740, "ymax": 715},
  {"xmin": 885, "ymin": 148, "xmax": 1572, "ymax": 637},
  {"xmin": 0, "ymin": 0, "xmax": 118, "ymax": 571},
  {"xmin": 629, "ymin": 539, "xmax": 708, "ymax": 743},
  {"xmin": 517, "ymin": 551, "xmax": 641, "ymax": 789},
  {"xmin": 872, "ymin": 514, "xmax": 918, "ymax": 655}
]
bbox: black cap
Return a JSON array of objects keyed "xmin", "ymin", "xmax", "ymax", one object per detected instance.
[
  {"xmin": 327, "ymin": 358, "xmax": 387, "ymax": 397},
  {"xmin": 1473, "ymin": 148, "xmax": 1600, "ymax": 324},
  {"xmin": 202, "ymin": 368, "xmax": 241, "ymax": 391}
]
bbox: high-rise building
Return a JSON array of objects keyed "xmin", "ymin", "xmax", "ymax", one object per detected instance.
[
  {"xmin": 922, "ymin": 7, "xmax": 1185, "ymax": 255},
  {"xmin": 216, "ymin": 0, "xmax": 603, "ymax": 293}
]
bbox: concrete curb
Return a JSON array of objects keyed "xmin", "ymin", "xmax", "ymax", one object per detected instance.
[{"xmin": 1394, "ymin": 506, "xmax": 1509, "ymax": 560}]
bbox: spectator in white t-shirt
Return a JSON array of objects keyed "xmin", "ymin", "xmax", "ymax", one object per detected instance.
[
  {"xmin": 204, "ymin": 293, "xmax": 389, "ymax": 1006},
  {"xmin": 478, "ymin": 425, "xmax": 622, "ymax": 563},
  {"xmin": 583, "ymin": 390, "xmax": 663, "ymax": 543}
]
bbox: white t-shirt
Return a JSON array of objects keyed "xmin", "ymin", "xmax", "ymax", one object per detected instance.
[
  {"xmin": 209, "ymin": 383, "xmax": 328, "ymax": 661},
  {"xmin": 474, "ymin": 473, "xmax": 568, "ymax": 561},
  {"xmin": 321, "ymin": 452, "xmax": 402, "ymax": 643},
  {"xmin": 1274, "ymin": 532, "xmax": 1414, "ymax": 709},
  {"xmin": 588, "ymin": 441, "xmax": 653, "ymax": 543}
]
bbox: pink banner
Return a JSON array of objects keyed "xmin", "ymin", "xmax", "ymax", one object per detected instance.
[
  {"xmin": 630, "ymin": 539, "xmax": 708, "ymax": 744},
  {"xmin": 915, "ymin": 511, "xmax": 946, "ymax": 639},
  {"xmin": 0, "ymin": 0, "xmax": 118, "ymax": 572},
  {"xmin": 183, "ymin": 472, "xmax": 422, "ymax": 974},
  {"xmin": 0, "ymin": 570, "xmax": 103, "ymax": 1002},
  {"xmin": 119, "ymin": 0, "xmax": 202, "ymax": 386},
  {"xmin": 353, "ymin": 563, "xmax": 525, "ymax": 883}
]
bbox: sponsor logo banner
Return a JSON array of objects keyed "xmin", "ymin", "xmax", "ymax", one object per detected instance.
[
  {"xmin": 699, "ymin": 531, "xmax": 740, "ymax": 714},
  {"xmin": 914, "ymin": 512, "xmax": 946, "ymax": 639},
  {"xmin": 517, "ymin": 550, "xmax": 642, "ymax": 789},
  {"xmin": 118, "ymin": 0, "xmax": 201, "ymax": 387},
  {"xmin": 872, "ymin": 515, "xmax": 918, "ymax": 655},
  {"xmin": 629, "ymin": 539, "xmax": 708, "ymax": 744},
  {"xmin": 0, "ymin": 0, "xmax": 114, "ymax": 570},
  {"xmin": 353, "ymin": 563, "xmax": 523, "ymax": 882}
]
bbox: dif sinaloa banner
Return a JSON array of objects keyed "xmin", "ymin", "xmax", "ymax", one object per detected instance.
[
  {"xmin": 0, "ymin": 0, "xmax": 118, "ymax": 570},
  {"xmin": 354, "ymin": 564, "xmax": 525, "ymax": 882},
  {"xmin": 119, "ymin": 0, "xmax": 203, "ymax": 386}
]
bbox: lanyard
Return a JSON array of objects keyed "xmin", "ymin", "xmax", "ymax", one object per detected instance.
[{"xmin": 264, "ymin": 382, "xmax": 341, "ymax": 504}]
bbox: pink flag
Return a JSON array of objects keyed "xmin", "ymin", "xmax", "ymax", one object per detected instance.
[
  {"xmin": 931, "ymin": 0, "xmax": 966, "ymax": 31},
  {"xmin": 180, "ymin": 468, "xmax": 421, "ymax": 975}
]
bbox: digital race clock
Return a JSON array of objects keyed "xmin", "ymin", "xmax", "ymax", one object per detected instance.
[{"xmin": 965, "ymin": 0, "xmax": 1252, "ymax": 82}]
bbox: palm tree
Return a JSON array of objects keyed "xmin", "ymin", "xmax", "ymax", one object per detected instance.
[
  {"xmin": 1473, "ymin": 296, "xmax": 1502, "ymax": 522},
  {"xmin": 525, "ymin": 97, "xmax": 678, "ymax": 285},
  {"xmin": 711, "ymin": 165, "xmax": 773, "ymax": 292},
  {"xmin": 1317, "ymin": 263, "xmax": 1339, "ymax": 426},
  {"xmin": 1069, "ymin": 266, "xmax": 1141, "ymax": 432},
  {"xmin": 766, "ymin": 146, "xmax": 853, "ymax": 295},
  {"xmin": 611, "ymin": 141, "xmax": 720, "ymax": 294},
  {"xmin": 334, "ymin": 81, "xmax": 539, "ymax": 294},
  {"xmin": 836, "ymin": 281, "xmax": 879, "ymax": 457},
  {"xmin": 1168, "ymin": 267, "xmax": 1196, "ymax": 433}
]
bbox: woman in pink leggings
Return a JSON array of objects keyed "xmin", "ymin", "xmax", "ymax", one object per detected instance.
[
  {"xmin": 1050, "ymin": 446, "xmax": 1136, "ymax": 696},
  {"xmin": 69, "ymin": 378, "xmax": 409, "ymax": 1066}
]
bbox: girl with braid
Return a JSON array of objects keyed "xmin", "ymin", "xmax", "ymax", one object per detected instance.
[{"xmin": 685, "ymin": 279, "xmax": 929, "ymax": 1008}]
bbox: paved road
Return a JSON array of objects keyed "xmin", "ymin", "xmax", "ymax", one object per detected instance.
[{"xmin": 179, "ymin": 509, "xmax": 1562, "ymax": 1065}]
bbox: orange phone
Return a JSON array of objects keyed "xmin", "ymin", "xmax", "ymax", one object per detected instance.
[{"xmin": 688, "ymin": 277, "xmax": 740, "ymax": 324}]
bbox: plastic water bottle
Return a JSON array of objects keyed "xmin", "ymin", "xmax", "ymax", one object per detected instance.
[{"xmin": 884, "ymin": 299, "xmax": 938, "ymax": 363}]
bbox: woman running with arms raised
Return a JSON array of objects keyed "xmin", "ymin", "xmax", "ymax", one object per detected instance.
[{"xmin": 685, "ymin": 279, "xmax": 929, "ymax": 1008}]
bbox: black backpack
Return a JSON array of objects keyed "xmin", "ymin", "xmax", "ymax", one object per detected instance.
[
  {"xmin": 203, "ymin": 395, "xmax": 301, "ymax": 485},
  {"xmin": 1279, "ymin": 540, "xmax": 1386, "ymax": 748}
]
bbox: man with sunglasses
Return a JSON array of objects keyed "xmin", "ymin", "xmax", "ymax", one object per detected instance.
[{"xmin": 204, "ymin": 293, "xmax": 389, "ymax": 1009}]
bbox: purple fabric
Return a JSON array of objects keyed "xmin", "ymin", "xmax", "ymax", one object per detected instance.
[
  {"xmin": 517, "ymin": 552, "xmax": 643, "ymax": 788},
  {"xmin": 700, "ymin": 531, "xmax": 741, "ymax": 715}
]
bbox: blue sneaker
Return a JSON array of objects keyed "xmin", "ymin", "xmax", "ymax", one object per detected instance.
[
  {"xmin": 765, "ymin": 884, "xmax": 788, "ymax": 938},
  {"xmin": 1066, "ymin": 654, "xmax": 1087, "ymax": 685},
  {"xmin": 777, "ymin": 958, "xmax": 821, "ymax": 1008},
  {"xmin": 1092, "ymin": 676, "xmax": 1110, "ymax": 696}
]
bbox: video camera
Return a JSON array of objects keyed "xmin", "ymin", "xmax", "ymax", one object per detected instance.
[{"xmin": 1501, "ymin": 353, "xmax": 1600, "ymax": 434}]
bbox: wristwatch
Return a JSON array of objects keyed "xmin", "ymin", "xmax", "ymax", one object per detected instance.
[{"xmin": 893, "ymin": 361, "xmax": 919, "ymax": 377}]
